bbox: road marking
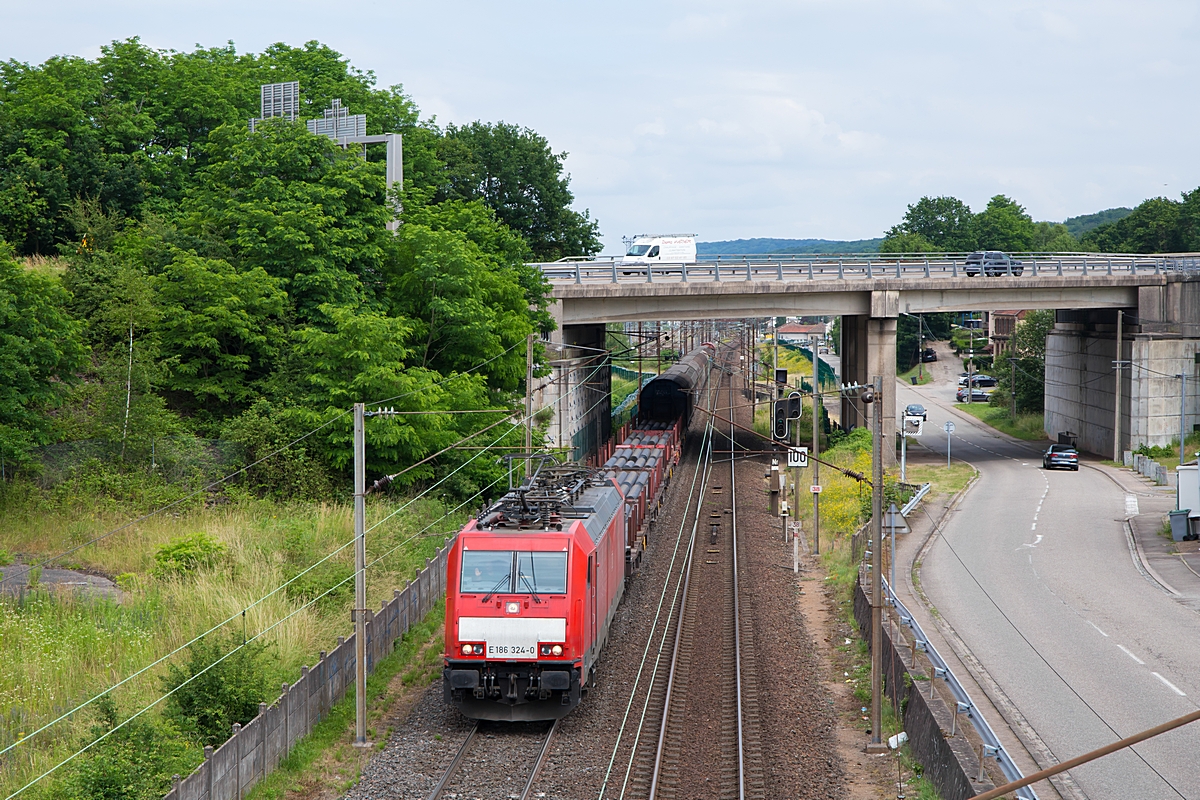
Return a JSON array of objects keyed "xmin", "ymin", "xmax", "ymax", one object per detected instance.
[
  {"xmin": 1117, "ymin": 644, "xmax": 1145, "ymax": 665},
  {"xmin": 1031, "ymin": 523, "xmax": 1036, "ymax": 530},
  {"xmin": 1152, "ymin": 672, "xmax": 1187, "ymax": 696},
  {"xmin": 1125, "ymin": 494, "xmax": 1139, "ymax": 516},
  {"xmin": 1088, "ymin": 621, "xmax": 1109, "ymax": 637}
]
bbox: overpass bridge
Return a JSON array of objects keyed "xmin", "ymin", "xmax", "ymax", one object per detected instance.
[{"xmin": 536, "ymin": 253, "xmax": 1200, "ymax": 462}]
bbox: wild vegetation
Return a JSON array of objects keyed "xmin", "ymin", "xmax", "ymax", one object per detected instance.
[
  {"xmin": 0, "ymin": 37, "xmax": 601, "ymax": 799},
  {"xmin": 879, "ymin": 192, "xmax": 1200, "ymax": 255}
]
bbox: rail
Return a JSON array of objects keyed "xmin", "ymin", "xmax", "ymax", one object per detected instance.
[
  {"xmin": 533, "ymin": 252, "xmax": 1200, "ymax": 286},
  {"xmin": 883, "ymin": 577, "xmax": 1039, "ymax": 800},
  {"xmin": 900, "ymin": 482, "xmax": 932, "ymax": 516}
]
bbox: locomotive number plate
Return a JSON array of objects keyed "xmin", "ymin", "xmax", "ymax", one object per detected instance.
[{"xmin": 488, "ymin": 642, "xmax": 537, "ymax": 657}]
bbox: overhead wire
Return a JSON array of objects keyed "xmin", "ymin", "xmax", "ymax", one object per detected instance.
[{"xmin": 1, "ymin": 351, "xmax": 612, "ymax": 770}]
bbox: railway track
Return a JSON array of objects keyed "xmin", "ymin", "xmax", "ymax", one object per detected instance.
[
  {"xmin": 425, "ymin": 719, "xmax": 559, "ymax": 800},
  {"xmin": 599, "ymin": 339, "xmax": 765, "ymax": 800}
]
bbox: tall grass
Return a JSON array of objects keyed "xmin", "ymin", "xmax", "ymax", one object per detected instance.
[{"xmin": 0, "ymin": 488, "xmax": 464, "ymax": 798}]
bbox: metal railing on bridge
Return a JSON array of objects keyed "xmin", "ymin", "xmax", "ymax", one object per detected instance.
[{"xmin": 534, "ymin": 252, "xmax": 1200, "ymax": 286}]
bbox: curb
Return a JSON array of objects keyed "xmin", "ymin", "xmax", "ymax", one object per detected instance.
[
  {"xmin": 1124, "ymin": 518, "xmax": 1184, "ymax": 598},
  {"xmin": 906, "ymin": 463, "xmax": 1087, "ymax": 800}
]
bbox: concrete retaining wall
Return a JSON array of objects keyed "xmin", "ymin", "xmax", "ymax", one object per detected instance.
[
  {"xmin": 164, "ymin": 541, "xmax": 452, "ymax": 800},
  {"xmin": 854, "ymin": 579, "xmax": 994, "ymax": 800}
]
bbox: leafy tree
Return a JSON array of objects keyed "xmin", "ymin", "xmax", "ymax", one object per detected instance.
[
  {"xmin": 994, "ymin": 309, "xmax": 1056, "ymax": 413},
  {"xmin": 1081, "ymin": 197, "xmax": 1184, "ymax": 253},
  {"xmin": 973, "ymin": 195, "xmax": 1035, "ymax": 251},
  {"xmin": 179, "ymin": 120, "xmax": 391, "ymax": 318},
  {"xmin": 63, "ymin": 695, "xmax": 195, "ymax": 800},
  {"xmin": 879, "ymin": 231, "xmax": 936, "ymax": 253},
  {"xmin": 437, "ymin": 121, "xmax": 601, "ymax": 260},
  {"xmin": 887, "ymin": 196, "xmax": 975, "ymax": 251},
  {"xmin": 161, "ymin": 632, "xmax": 275, "ymax": 747},
  {"xmin": 0, "ymin": 245, "xmax": 89, "ymax": 467},
  {"xmin": 154, "ymin": 253, "xmax": 287, "ymax": 413},
  {"xmin": 1030, "ymin": 221, "xmax": 1077, "ymax": 252}
]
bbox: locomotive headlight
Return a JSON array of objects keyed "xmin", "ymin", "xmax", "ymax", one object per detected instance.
[
  {"xmin": 462, "ymin": 643, "xmax": 473, "ymax": 655},
  {"xmin": 551, "ymin": 645, "xmax": 563, "ymax": 656}
]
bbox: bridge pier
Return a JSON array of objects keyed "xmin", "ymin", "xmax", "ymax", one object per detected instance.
[
  {"xmin": 538, "ymin": 319, "xmax": 612, "ymax": 464},
  {"xmin": 1046, "ymin": 283, "xmax": 1200, "ymax": 457},
  {"xmin": 840, "ymin": 296, "xmax": 898, "ymax": 465}
]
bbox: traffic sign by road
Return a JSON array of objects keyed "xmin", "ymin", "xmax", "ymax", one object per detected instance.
[
  {"xmin": 788, "ymin": 446, "xmax": 808, "ymax": 468},
  {"xmin": 944, "ymin": 421, "xmax": 956, "ymax": 434}
]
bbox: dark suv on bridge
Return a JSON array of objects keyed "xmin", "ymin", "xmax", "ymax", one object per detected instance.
[{"xmin": 964, "ymin": 251, "xmax": 1024, "ymax": 277}]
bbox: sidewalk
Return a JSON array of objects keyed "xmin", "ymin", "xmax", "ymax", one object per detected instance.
[{"xmin": 1095, "ymin": 462, "xmax": 1200, "ymax": 614}]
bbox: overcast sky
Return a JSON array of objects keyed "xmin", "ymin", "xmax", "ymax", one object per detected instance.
[{"xmin": 5, "ymin": 1, "xmax": 1198, "ymax": 252}]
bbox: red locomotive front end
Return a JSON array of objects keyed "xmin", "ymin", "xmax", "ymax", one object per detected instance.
[{"xmin": 443, "ymin": 462, "xmax": 625, "ymax": 721}]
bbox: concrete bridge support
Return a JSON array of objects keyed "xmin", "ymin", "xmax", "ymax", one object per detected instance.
[
  {"xmin": 538, "ymin": 321, "xmax": 611, "ymax": 464},
  {"xmin": 1045, "ymin": 283, "xmax": 1200, "ymax": 457},
  {"xmin": 840, "ymin": 298, "xmax": 898, "ymax": 464}
]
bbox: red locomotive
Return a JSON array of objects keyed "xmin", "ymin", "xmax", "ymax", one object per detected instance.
[{"xmin": 442, "ymin": 344, "xmax": 711, "ymax": 721}]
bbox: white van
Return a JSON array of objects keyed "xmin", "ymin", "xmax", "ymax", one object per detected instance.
[{"xmin": 621, "ymin": 234, "xmax": 697, "ymax": 265}]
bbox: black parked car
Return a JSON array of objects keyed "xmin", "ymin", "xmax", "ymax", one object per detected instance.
[
  {"xmin": 1043, "ymin": 444, "xmax": 1079, "ymax": 471},
  {"xmin": 964, "ymin": 251, "xmax": 1024, "ymax": 277},
  {"xmin": 956, "ymin": 387, "xmax": 990, "ymax": 403},
  {"xmin": 921, "ymin": 348, "xmax": 938, "ymax": 362}
]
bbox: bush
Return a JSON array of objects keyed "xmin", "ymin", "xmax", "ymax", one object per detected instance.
[
  {"xmin": 161, "ymin": 632, "xmax": 275, "ymax": 747},
  {"xmin": 153, "ymin": 532, "xmax": 226, "ymax": 578},
  {"xmin": 0, "ymin": 548, "xmax": 11, "ymax": 567},
  {"xmin": 63, "ymin": 695, "xmax": 195, "ymax": 800}
]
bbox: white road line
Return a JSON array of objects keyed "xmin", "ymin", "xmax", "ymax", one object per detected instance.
[
  {"xmin": 1031, "ymin": 523, "xmax": 1037, "ymax": 530},
  {"xmin": 1117, "ymin": 644, "xmax": 1145, "ymax": 665},
  {"xmin": 1152, "ymin": 672, "xmax": 1187, "ymax": 696},
  {"xmin": 1088, "ymin": 621, "xmax": 1109, "ymax": 637},
  {"xmin": 1125, "ymin": 494, "xmax": 1140, "ymax": 516}
]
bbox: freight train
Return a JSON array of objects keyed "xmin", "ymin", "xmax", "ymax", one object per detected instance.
[{"xmin": 442, "ymin": 343, "xmax": 715, "ymax": 721}]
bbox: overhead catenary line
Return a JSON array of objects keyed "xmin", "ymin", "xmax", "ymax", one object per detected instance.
[{"xmin": 2, "ymin": 356, "xmax": 611, "ymax": 768}]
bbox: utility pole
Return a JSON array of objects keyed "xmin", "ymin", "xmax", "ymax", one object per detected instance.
[
  {"xmin": 773, "ymin": 319, "xmax": 780, "ymax": 400},
  {"xmin": 812, "ymin": 334, "xmax": 822, "ymax": 555},
  {"xmin": 917, "ymin": 314, "xmax": 924, "ymax": 382},
  {"xmin": 353, "ymin": 402, "xmax": 367, "ymax": 746},
  {"xmin": 1181, "ymin": 372, "xmax": 1189, "ymax": 468},
  {"xmin": 1010, "ymin": 356, "xmax": 1017, "ymax": 423},
  {"xmin": 1114, "ymin": 310, "xmax": 1123, "ymax": 463},
  {"xmin": 868, "ymin": 376, "xmax": 886, "ymax": 753},
  {"xmin": 525, "ymin": 333, "xmax": 535, "ymax": 478}
]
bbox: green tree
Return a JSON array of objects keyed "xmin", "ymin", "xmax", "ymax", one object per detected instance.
[
  {"xmin": 1030, "ymin": 221, "xmax": 1078, "ymax": 252},
  {"xmin": 879, "ymin": 231, "xmax": 936, "ymax": 253},
  {"xmin": 154, "ymin": 253, "xmax": 286, "ymax": 413},
  {"xmin": 1081, "ymin": 197, "xmax": 1183, "ymax": 253},
  {"xmin": 161, "ymin": 632, "xmax": 275, "ymax": 747},
  {"xmin": 0, "ymin": 245, "xmax": 89, "ymax": 467},
  {"xmin": 179, "ymin": 120, "xmax": 392, "ymax": 318},
  {"xmin": 973, "ymin": 195, "xmax": 1035, "ymax": 251},
  {"xmin": 437, "ymin": 121, "xmax": 601, "ymax": 260},
  {"xmin": 64, "ymin": 695, "xmax": 195, "ymax": 800},
  {"xmin": 887, "ymin": 196, "xmax": 975, "ymax": 251},
  {"xmin": 994, "ymin": 309, "xmax": 1055, "ymax": 413}
]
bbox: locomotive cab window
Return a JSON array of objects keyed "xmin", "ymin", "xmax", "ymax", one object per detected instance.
[
  {"xmin": 461, "ymin": 550, "xmax": 567, "ymax": 594},
  {"xmin": 461, "ymin": 550, "xmax": 513, "ymax": 593},
  {"xmin": 517, "ymin": 551, "xmax": 568, "ymax": 594}
]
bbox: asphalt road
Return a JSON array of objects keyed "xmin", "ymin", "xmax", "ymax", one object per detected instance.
[{"xmin": 898, "ymin": 371, "xmax": 1200, "ymax": 800}]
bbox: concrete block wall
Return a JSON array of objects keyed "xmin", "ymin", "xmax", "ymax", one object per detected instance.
[
  {"xmin": 165, "ymin": 541, "xmax": 452, "ymax": 800},
  {"xmin": 853, "ymin": 580, "xmax": 993, "ymax": 800}
]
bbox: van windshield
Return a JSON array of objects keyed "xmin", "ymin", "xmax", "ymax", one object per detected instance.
[{"xmin": 626, "ymin": 244, "xmax": 651, "ymax": 256}]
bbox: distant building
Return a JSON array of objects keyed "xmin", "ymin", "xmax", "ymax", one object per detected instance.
[
  {"xmin": 990, "ymin": 311, "xmax": 1026, "ymax": 354},
  {"xmin": 777, "ymin": 322, "xmax": 828, "ymax": 344}
]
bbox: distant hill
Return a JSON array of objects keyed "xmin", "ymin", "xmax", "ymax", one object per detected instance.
[
  {"xmin": 698, "ymin": 237, "xmax": 883, "ymax": 255},
  {"xmin": 1062, "ymin": 208, "xmax": 1133, "ymax": 238}
]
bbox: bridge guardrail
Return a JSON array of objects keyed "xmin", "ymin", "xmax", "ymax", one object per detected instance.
[
  {"xmin": 883, "ymin": 576, "xmax": 1039, "ymax": 800},
  {"xmin": 534, "ymin": 252, "xmax": 1200, "ymax": 285}
]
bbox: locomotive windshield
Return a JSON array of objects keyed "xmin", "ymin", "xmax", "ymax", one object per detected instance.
[{"xmin": 460, "ymin": 550, "xmax": 568, "ymax": 595}]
